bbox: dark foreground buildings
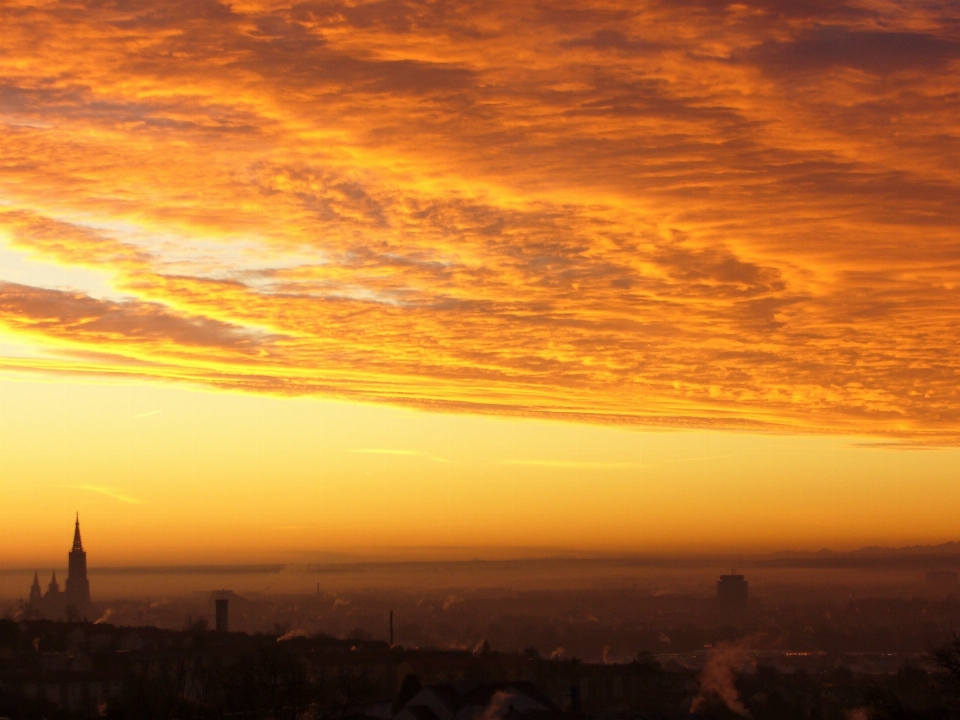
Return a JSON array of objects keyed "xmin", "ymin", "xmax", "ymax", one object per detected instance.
[
  {"xmin": 26, "ymin": 515, "xmax": 91, "ymax": 621},
  {"xmin": 0, "ymin": 618, "xmax": 687, "ymax": 719},
  {"xmin": 3, "ymin": 616, "xmax": 958, "ymax": 720}
]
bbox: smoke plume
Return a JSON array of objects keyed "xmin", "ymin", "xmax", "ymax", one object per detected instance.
[
  {"xmin": 481, "ymin": 691, "xmax": 517, "ymax": 720},
  {"xmin": 690, "ymin": 638, "xmax": 756, "ymax": 717}
]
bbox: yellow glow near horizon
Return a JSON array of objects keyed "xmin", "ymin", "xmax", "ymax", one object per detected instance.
[{"xmin": 2, "ymin": 377, "xmax": 959, "ymax": 566}]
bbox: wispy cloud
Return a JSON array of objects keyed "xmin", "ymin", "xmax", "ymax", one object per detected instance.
[
  {"xmin": 498, "ymin": 454, "xmax": 733, "ymax": 470},
  {"xmin": 350, "ymin": 449, "xmax": 422, "ymax": 456},
  {"xmin": 656, "ymin": 454, "xmax": 735, "ymax": 466},
  {"xmin": 60, "ymin": 485, "xmax": 143, "ymax": 504},
  {"xmin": 132, "ymin": 409, "xmax": 161, "ymax": 419},
  {"xmin": 350, "ymin": 449, "xmax": 448, "ymax": 462},
  {"xmin": 0, "ymin": 0, "xmax": 958, "ymax": 443},
  {"xmin": 500, "ymin": 460, "xmax": 642, "ymax": 470}
]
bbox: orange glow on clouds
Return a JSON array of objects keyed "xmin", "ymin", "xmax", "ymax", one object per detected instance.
[{"xmin": 1, "ymin": 0, "xmax": 959, "ymax": 444}]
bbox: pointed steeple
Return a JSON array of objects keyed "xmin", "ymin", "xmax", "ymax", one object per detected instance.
[
  {"xmin": 72, "ymin": 513, "xmax": 83, "ymax": 552},
  {"xmin": 47, "ymin": 570, "xmax": 60, "ymax": 595},
  {"xmin": 29, "ymin": 571, "xmax": 42, "ymax": 604},
  {"xmin": 66, "ymin": 513, "xmax": 91, "ymax": 606}
]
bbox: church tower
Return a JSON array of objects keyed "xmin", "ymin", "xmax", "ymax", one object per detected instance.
[{"xmin": 64, "ymin": 513, "xmax": 91, "ymax": 607}]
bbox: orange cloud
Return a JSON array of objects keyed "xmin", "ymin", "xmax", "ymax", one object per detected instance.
[{"xmin": 0, "ymin": 0, "xmax": 958, "ymax": 442}]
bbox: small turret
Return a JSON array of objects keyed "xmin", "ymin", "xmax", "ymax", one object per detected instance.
[
  {"xmin": 46, "ymin": 570, "xmax": 60, "ymax": 597},
  {"xmin": 29, "ymin": 571, "xmax": 42, "ymax": 605}
]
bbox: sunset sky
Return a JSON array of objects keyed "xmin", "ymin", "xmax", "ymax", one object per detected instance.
[{"xmin": 1, "ymin": 0, "xmax": 959, "ymax": 565}]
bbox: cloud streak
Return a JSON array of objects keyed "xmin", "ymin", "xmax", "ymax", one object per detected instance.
[
  {"xmin": 351, "ymin": 449, "xmax": 448, "ymax": 462},
  {"xmin": 500, "ymin": 460, "xmax": 642, "ymax": 470},
  {"xmin": 60, "ymin": 485, "xmax": 144, "ymax": 504},
  {"xmin": 0, "ymin": 0, "xmax": 958, "ymax": 442},
  {"xmin": 350, "ymin": 449, "xmax": 422, "ymax": 456}
]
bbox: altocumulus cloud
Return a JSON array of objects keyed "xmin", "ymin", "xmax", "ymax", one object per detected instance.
[{"xmin": 0, "ymin": 0, "xmax": 958, "ymax": 442}]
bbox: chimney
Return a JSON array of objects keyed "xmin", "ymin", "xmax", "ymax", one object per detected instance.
[{"xmin": 215, "ymin": 597, "xmax": 229, "ymax": 633}]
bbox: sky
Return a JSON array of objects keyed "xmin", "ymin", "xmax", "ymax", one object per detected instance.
[{"xmin": 1, "ymin": 0, "xmax": 959, "ymax": 565}]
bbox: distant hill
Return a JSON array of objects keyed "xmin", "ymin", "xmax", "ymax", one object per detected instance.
[{"xmin": 761, "ymin": 542, "xmax": 960, "ymax": 568}]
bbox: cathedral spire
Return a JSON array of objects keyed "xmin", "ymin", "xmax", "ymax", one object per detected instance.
[
  {"xmin": 66, "ymin": 513, "xmax": 91, "ymax": 607},
  {"xmin": 72, "ymin": 512, "xmax": 83, "ymax": 552}
]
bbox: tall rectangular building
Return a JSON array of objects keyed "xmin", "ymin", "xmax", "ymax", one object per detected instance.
[{"xmin": 717, "ymin": 573, "xmax": 748, "ymax": 616}]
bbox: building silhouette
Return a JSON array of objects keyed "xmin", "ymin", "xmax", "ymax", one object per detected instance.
[
  {"xmin": 717, "ymin": 571, "xmax": 748, "ymax": 617},
  {"xmin": 26, "ymin": 514, "xmax": 91, "ymax": 619},
  {"xmin": 216, "ymin": 597, "xmax": 229, "ymax": 632},
  {"xmin": 28, "ymin": 571, "xmax": 42, "ymax": 606},
  {"xmin": 65, "ymin": 513, "xmax": 91, "ymax": 607}
]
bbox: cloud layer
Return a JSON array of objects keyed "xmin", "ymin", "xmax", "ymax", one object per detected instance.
[{"xmin": 1, "ymin": 0, "xmax": 958, "ymax": 441}]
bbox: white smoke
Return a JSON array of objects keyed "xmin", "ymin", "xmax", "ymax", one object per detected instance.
[
  {"xmin": 480, "ymin": 691, "xmax": 517, "ymax": 720},
  {"xmin": 690, "ymin": 637, "xmax": 757, "ymax": 718},
  {"xmin": 472, "ymin": 639, "xmax": 490, "ymax": 656},
  {"xmin": 443, "ymin": 594, "xmax": 462, "ymax": 610}
]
